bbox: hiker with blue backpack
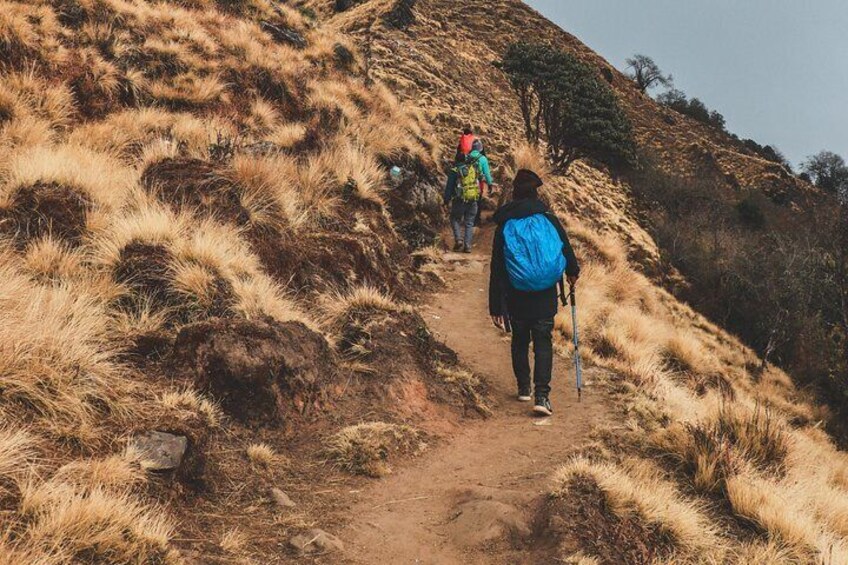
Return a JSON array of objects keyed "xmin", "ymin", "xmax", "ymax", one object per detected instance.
[
  {"xmin": 444, "ymin": 138, "xmax": 493, "ymax": 253},
  {"xmin": 489, "ymin": 169, "xmax": 580, "ymax": 416}
]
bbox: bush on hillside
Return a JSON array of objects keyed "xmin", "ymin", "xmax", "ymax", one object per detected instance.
[
  {"xmin": 802, "ymin": 150, "xmax": 848, "ymax": 196},
  {"xmin": 736, "ymin": 138, "xmax": 793, "ymax": 170},
  {"xmin": 500, "ymin": 42, "xmax": 635, "ymax": 172},
  {"xmin": 657, "ymin": 88, "xmax": 726, "ymax": 131}
]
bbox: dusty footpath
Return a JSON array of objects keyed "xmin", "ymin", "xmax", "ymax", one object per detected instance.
[{"xmin": 336, "ymin": 227, "xmax": 609, "ymax": 564}]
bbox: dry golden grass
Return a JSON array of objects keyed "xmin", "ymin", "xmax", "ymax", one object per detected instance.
[
  {"xmin": 219, "ymin": 528, "xmax": 247, "ymax": 554},
  {"xmin": 21, "ymin": 237, "xmax": 86, "ymax": 284},
  {"xmin": 325, "ymin": 422, "xmax": 425, "ymax": 477},
  {"xmin": 158, "ymin": 389, "xmax": 220, "ymax": 428},
  {"xmin": 0, "ymin": 1, "xmax": 443, "ymax": 560},
  {"xmin": 0, "ymin": 143, "xmax": 134, "ymax": 211},
  {"xmin": 436, "ymin": 364, "xmax": 492, "ymax": 416},
  {"xmin": 246, "ymin": 443, "xmax": 278, "ymax": 468},
  {"xmin": 552, "ymin": 456, "xmax": 723, "ymax": 558},
  {"xmin": 15, "ymin": 479, "xmax": 177, "ymax": 564}
]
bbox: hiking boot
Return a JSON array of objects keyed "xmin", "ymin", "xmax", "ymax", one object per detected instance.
[
  {"xmin": 517, "ymin": 387, "xmax": 532, "ymax": 402},
  {"xmin": 533, "ymin": 396, "xmax": 553, "ymax": 416},
  {"xmin": 453, "ymin": 242, "xmax": 463, "ymax": 252},
  {"xmin": 462, "ymin": 244, "xmax": 472, "ymax": 254}
]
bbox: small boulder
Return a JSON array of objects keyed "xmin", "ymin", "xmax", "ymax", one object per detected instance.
[
  {"xmin": 289, "ymin": 529, "xmax": 344, "ymax": 555},
  {"xmin": 271, "ymin": 488, "xmax": 296, "ymax": 509},
  {"xmin": 131, "ymin": 431, "xmax": 188, "ymax": 471}
]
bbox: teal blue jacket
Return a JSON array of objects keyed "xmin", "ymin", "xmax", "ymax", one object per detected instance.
[
  {"xmin": 470, "ymin": 150, "xmax": 494, "ymax": 186},
  {"xmin": 443, "ymin": 150, "xmax": 494, "ymax": 203}
]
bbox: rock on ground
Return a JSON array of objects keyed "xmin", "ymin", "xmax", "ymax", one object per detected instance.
[
  {"xmin": 130, "ymin": 431, "xmax": 188, "ymax": 471},
  {"xmin": 289, "ymin": 529, "xmax": 344, "ymax": 555},
  {"xmin": 271, "ymin": 488, "xmax": 296, "ymax": 509}
]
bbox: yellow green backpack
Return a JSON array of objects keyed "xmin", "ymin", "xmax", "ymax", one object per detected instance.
[{"xmin": 453, "ymin": 156, "xmax": 481, "ymax": 202}]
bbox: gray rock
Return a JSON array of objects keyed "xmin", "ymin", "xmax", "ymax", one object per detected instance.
[
  {"xmin": 271, "ymin": 488, "xmax": 296, "ymax": 509},
  {"xmin": 131, "ymin": 431, "xmax": 188, "ymax": 471},
  {"xmin": 289, "ymin": 529, "xmax": 344, "ymax": 555}
]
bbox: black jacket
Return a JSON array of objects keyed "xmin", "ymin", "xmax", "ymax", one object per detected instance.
[{"xmin": 489, "ymin": 198, "xmax": 580, "ymax": 320}]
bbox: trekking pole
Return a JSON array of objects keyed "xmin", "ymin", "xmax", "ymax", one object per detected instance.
[{"xmin": 569, "ymin": 283, "xmax": 583, "ymax": 401}]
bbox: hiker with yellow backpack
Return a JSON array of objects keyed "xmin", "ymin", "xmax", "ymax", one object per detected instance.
[{"xmin": 444, "ymin": 138, "xmax": 493, "ymax": 253}]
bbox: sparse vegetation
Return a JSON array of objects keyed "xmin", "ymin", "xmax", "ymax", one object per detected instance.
[
  {"xmin": 325, "ymin": 422, "xmax": 425, "ymax": 477},
  {"xmin": 657, "ymin": 88, "xmax": 727, "ymax": 131}
]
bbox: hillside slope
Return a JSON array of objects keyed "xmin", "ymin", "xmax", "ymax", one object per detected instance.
[
  {"xmin": 0, "ymin": 1, "xmax": 492, "ymax": 562},
  {"xmin": 305, "ymin": 0, "xmax": 848, "ymax": 562}
]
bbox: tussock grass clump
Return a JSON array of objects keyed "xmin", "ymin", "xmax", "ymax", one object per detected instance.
[
  {"xmin": 14, "ymin": 480, "xmax": 177, "ymax": 564},
  {"xmin": 325, "ymin": 285, "xmax": 406, "ymax": 321},
  {"xmin": 246, "ymin": 443, "xmax": 279, "ymax": 468},
  {"xmin": 219, "ymin": 528, "xmax": 247, "ymax": 554},
  {"xmin": 0, "ymin": 259, "xmax": 128, "ymax": 438},
  {"xmin": 653, "ymin": 403, "xmax": 788, "ymax": 495},
  {"xmin": 436, "ymin": 365, "xmax": 491, "ymax": 417},
  {"xmin": 726, "ymin": 473, "xmax": 848, "ymax": 561},
  {"xmin": 158, "ymin": 389, "xmax": 221, "ymax": 429},
  {"xmin": 551, "ymin": 456, "xmax": 722, "ymax": 562},
  {"xmin": 325, "ymin": 422, "xmax": 425, "ymax": 477}
]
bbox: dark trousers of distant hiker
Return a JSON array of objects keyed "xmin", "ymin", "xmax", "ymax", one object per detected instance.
[
  {"xmin": 450, "ymin": 199, "xmax": 478, "ymax": 249},
  {"xmin": 511, "ymin": 317, "xmax": 554, "ymax": 396}
]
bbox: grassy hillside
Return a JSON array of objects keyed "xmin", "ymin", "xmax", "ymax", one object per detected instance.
[
  {"xmin": 0, "ymin": 1, "xmax": 491, "ymax": 562},
  {"xmin": 2, "ymin": 0, "xmax": 847, "ymax": 562},
  {"xmin": 310, "ymin": 0, "xmax": 848, "ymax": 562}
]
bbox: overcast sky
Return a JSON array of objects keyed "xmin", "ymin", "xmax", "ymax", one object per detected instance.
[{"xmin": 524, "ymin": 0, "xmax": 848, "ymax": 168}]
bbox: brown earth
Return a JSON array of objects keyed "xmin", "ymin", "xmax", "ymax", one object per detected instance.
[{"xmin": 334, "ymin": 224, "xmax": 609, "ymax": 564}]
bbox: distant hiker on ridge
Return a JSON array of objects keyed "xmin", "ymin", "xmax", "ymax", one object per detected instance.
[
  {"xmin": 444, "ymin": 132, "xmax": 493, "ymax": 253},
  {"xmin": 455, "ymin": 125, "xmax": 475, "ymax": 162},
  {"xmin": 489, "ymin": 169, "xmax": 580, "ymax": 416}
]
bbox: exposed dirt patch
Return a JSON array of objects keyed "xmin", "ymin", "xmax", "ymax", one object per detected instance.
[
  {"xmin": 448, "ymin": 495, "xmax": 532, "ymax": 548},
  {"xmin": 0, "ymin": 182, "xmax": 91, "ymax": 248},
  {"xmin": 382, "ymin": 157, "xmax": 444, "ymax": 251},
  {"xmin": 169, "ymin": 318, "xmax": 337, "ymax": 426},
  {"xmin": 140, "ymin": 158, "xmax": 248, "ymax": 223},
  {"xmin": 338, "ymin": 307, "xmax": 454, "ymax": 372}
]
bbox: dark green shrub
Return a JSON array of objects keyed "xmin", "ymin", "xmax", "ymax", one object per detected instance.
[{"xmin": 499, "ymin": 42, "xmax": 635, "ymax": 172}]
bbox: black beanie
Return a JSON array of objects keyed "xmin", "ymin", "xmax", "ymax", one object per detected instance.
[{"xmin": 513, "ymin": 169, "xmax": 543, "ymax": 199}]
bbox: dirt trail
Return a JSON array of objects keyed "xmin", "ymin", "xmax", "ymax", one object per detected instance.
[{"xmin": 338, "ymin": 225, "xmax": 608, "ymax": 564}]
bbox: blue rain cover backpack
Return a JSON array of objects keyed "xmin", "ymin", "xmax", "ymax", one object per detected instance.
[{"xmin": 503, "ymin": 214, "xmax": 567, "ymax": 292}]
